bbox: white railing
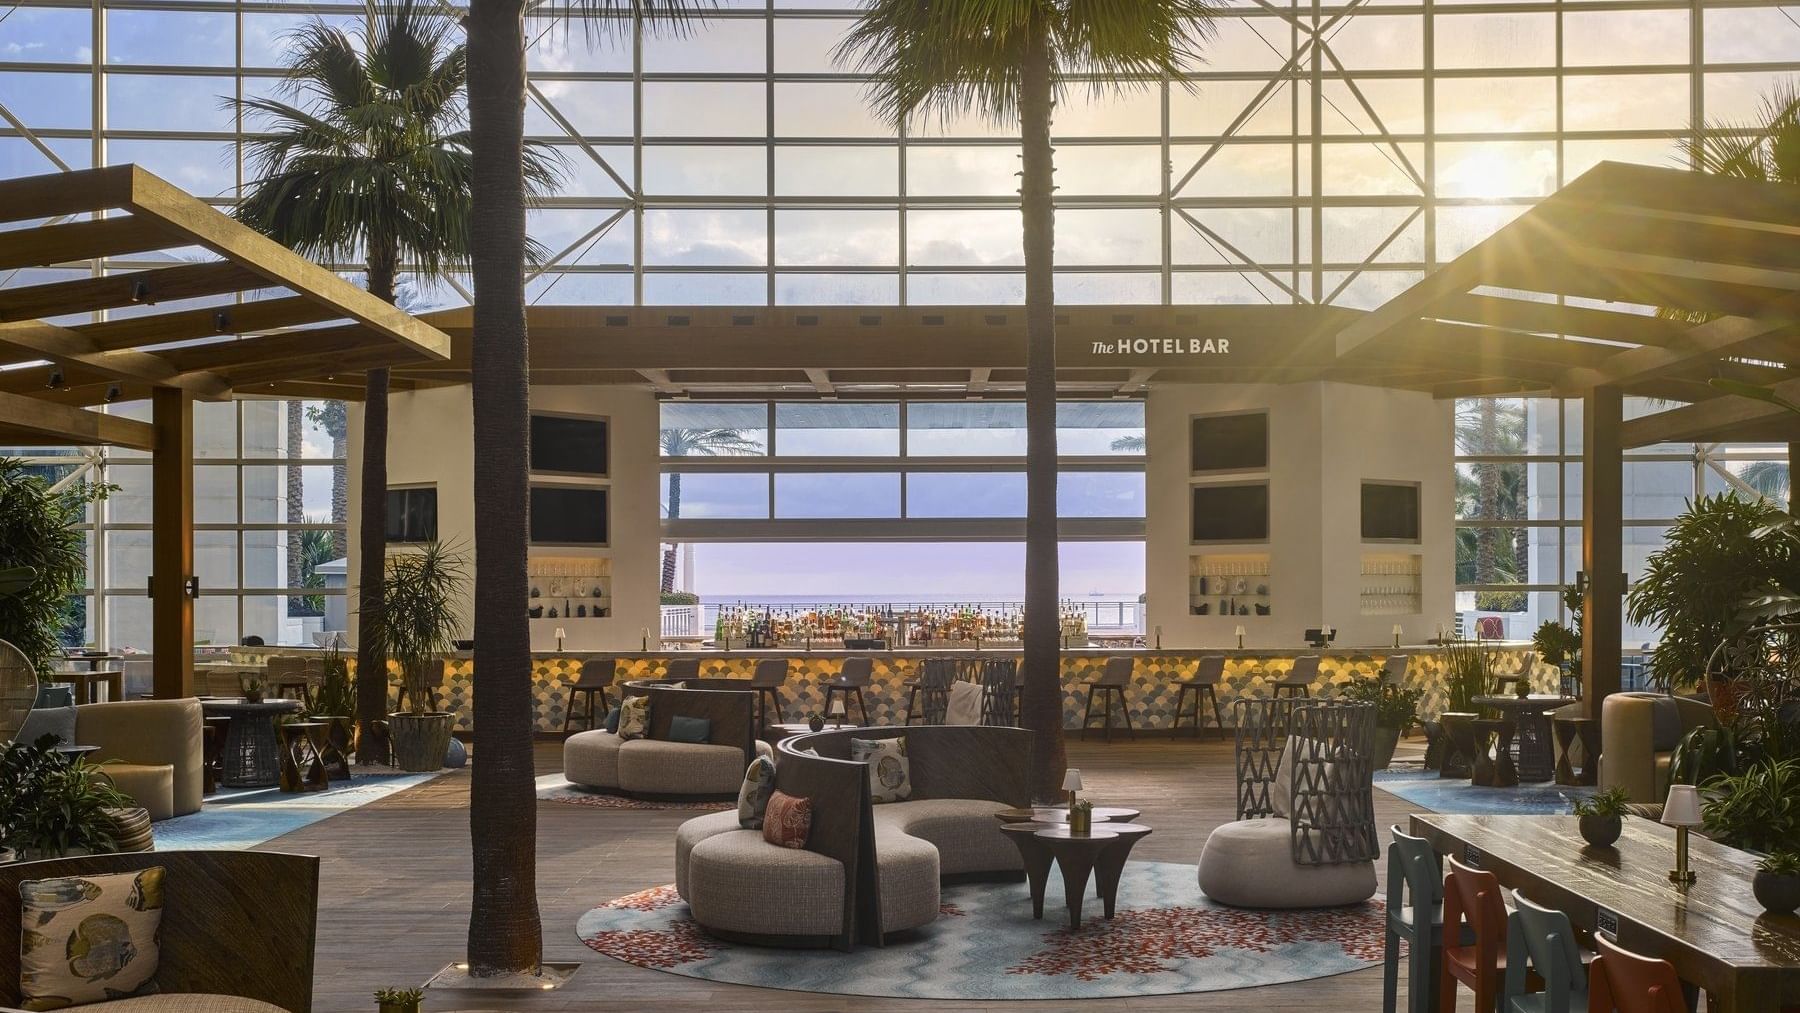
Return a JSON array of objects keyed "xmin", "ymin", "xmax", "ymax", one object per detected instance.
[{"xmin": 660, "ymin": 604, "xmax": 701, "ymax": 639}]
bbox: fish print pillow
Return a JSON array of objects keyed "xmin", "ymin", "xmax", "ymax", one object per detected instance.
[
  {"xmin": 850, "ymin": 736, "xmax": 912, "ymax": 803},
  {"xmin": 19, "ymin": 868, "xmax": 164, "ymax": 1011}
]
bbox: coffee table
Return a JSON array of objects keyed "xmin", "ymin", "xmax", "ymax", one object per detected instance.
[
  {"xmin": 1001, "ymin": 821, "xmax": 1153, "ymax": 928},
  {"xmin": 201, "ymin": 698, "xmax": 303, "ymax": 788},
  {"xmin": 994, "ymin": 805, "xmax": 1141, "ymax": 825}
]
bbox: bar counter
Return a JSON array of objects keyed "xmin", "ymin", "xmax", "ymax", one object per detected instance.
[{"xmin": 243, "ymin": 642, "xmax": 1548, "ymax": 735}]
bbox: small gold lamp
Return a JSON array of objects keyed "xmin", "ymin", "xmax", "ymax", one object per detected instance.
[{"xmin": 1662, "ymin": 784, "xmax": 1703, "ymax": 887}]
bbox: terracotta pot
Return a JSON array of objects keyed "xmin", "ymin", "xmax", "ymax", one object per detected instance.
[
  {"xmin": 1753, "ymin": 871, "xmax": 1800, "ymax": 915},
  {"xmin": 1579, "ymin": 813, "xmax": 1622, "ymax": 848},
  {"xmin": 388, "ymin": 712, "xmax": 453, "ymax": 773}
]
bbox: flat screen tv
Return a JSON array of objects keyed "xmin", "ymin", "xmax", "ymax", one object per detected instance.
[
  {"xmin": 530, "ymin": 414, "xmax": 608, "ymax": 476},
  {"xmin": 1191, "ymin": 483, "xmax": 1268, "ymax": 542},
  {"xmin": 530, "ymin": 486, "xmax": 607, "ymax": 545},
  {"xmin": 1191, "ymin": 412, "xmax": 1268, "ymax": 473},
  {"xmin": 1361, "ymin": 481, "xmax": 1421, "ymax": 541},
  {"xmin": 385, "ymin": 487, "xmax": 438, "ymax": 543}
]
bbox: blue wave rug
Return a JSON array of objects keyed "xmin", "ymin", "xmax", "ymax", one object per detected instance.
[
  {"xmin": 577, "ymin": 861, "xmax": 1390, "ymax": 1000},
  {"xmin": 152, "ymin": 768, "xmax": 438, "ymax": 850},
  {"xmin": 1375, "ymin": 769, "xmax": 1595, "ymax": 816}
]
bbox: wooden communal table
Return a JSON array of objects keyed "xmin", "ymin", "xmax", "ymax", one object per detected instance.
[{"xmin": 1410, "ymin": 814, "xmax": 1800, "ymax": 1013}]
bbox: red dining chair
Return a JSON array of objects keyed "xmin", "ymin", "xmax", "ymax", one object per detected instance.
[
  {"xmin": 1442, "ymin": 855, "xmax": 1514, "ymax": 1013},
  {"xmin": 1587, "ymin": 934, "xmax": 1687, "ymax": 1013}
]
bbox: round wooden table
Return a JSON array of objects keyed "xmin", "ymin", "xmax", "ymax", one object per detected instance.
[
  {"xmin": 994, "ymin": 805, "xmax": 1141, "ymax": 825},
  {"xmin": 1001, "ymin": 821, "xmax": 1153, "ymax": 928},
  {"xmin": 1476, "ymin": 694, "xmax": 1577, "ymax": 782},
  {"xmin": 202, "ymin": 698, "xmax": 303, "ymax": 788}
]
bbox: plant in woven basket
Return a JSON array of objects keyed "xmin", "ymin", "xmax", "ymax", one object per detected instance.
[
  {"xmin": 9, "ymin": 754, "xmax": 133, "ymax": 858},
  {"xmin": 366, "ymin": 542, "xmax": 466, "ymax": 717}
]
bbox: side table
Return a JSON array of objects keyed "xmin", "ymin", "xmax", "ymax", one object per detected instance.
[
  {"xmin": 1001, "ymin": 821, "xmax": 1153, "ymax": 928},
  {"xmin": 1470, "ymin": 718, "xmax": 1518, "ymax": 787},
  {"xmin": 278, "ymin": 721, "xmax": 329, "ymax": 794},
  {"xmin": 1553, "ymin": 716, "xmax": 1600, "ymax": 786}
]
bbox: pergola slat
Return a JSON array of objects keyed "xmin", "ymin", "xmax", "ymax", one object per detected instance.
[
  {"xmin": 76, "ymin": 295, "xmax": 346, "ymax": 352},
  {"xmin": 0, "ymin": 320, "xmax": 231, "ymax": 396},
  {"xmin": 0, "ymin": 215, "xmax": 175, "ymax": 272},
  {"xmin": 0, "ymin": 389, "xmax": 155, "ymax": 450},
  {"xmin": 0, "ymin": 262, "xmax": 269, "ymax": 323}
]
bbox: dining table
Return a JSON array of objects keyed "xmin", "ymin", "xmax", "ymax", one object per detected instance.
[
  {"xmin": 1473, "ymin": 693, "xmax": 1577, "ymax": 782},
  {"xmin": 1409, "ymin": 813, "xmax": 1800, "ymax": 1013}
]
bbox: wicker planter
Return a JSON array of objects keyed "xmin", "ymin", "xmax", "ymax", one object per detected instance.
[{"xmin": 389, "ymin": 712, "xmax": 452, "ymax": 773}]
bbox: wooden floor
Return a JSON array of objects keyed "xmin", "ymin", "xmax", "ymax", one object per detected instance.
[{"xmin": 265, "ymin": 735, "xmax": 1451, "ymax": 1013}]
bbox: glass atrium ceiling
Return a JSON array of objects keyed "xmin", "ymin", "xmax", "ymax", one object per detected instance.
[{"xmin": 2, "ymin": 0, "xmax": 1796, "ymax": 311}]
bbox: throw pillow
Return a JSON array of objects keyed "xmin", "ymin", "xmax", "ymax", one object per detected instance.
[
  {"xmin": 617, "ymin": 695, "xmax": 650, "ymax": 740},
  {"xmin": 762, "ymin": 790, "xmax": 813, "ymax": 849},
  {"xmin": 603, "ymin": 707, "xmax": 621, "ymax": 734},
  {"xmin": 668, "ymin": 715, "xmax": 712, "ymax": 744},
  {"xmin": 944, "ymin": 681, "xmax": 985, "ymax": 725},
  {"xmin": 19, "ymin": 867, "xmax": 165, "ymax": 1012},
  {"xmin": 850, "ymin": 736, "xmax": 912, "ymax": 803},
  {"xmin": 737, "ymin": 756, "xmax": 778, "ymax": 829}
]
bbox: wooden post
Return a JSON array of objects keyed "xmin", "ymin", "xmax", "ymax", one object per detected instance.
[
  {"xmin": 151, "ymin": 387, "xmax": 194, "ymax": 699},
  {"xmin": 1581, "ymin": 385, "xmax": 1624, "ymax": 717}
]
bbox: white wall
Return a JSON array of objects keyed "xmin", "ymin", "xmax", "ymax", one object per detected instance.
[
  {"xmin": 349, "ymin": 383, "xmax": 659, "ymax": 651},
  {"xmin": 1147, "ymin": 380, "xmax": 1454, "ymax": 649}
]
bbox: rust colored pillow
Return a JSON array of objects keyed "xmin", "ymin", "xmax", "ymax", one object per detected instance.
[{"xmin": 761, "ymin": 790, "xmax": 813, "ymax": 849}]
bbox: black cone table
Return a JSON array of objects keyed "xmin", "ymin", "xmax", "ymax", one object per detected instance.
[{"xmin": 1001, "ymin": 821, "xmax": 1154, "ymax": 928}]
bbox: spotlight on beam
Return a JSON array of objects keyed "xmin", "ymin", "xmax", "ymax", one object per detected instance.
[
  {"xmin": 46, "ymin": 369, "xmax": 63, "ymax": 389},
  {"xmin": 130, "ymin": 280, "xmax": 152, "ymax": 304},
  {"xmin": 105, "ymin": 384, "xmax": 122, "ymax": 402},
  {"xmin": 213, "ymin": 311, "xmax": 231, "ymax": 332}
]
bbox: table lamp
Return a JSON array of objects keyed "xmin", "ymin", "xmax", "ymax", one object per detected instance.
[
  {"xmin": 1062, "ymin": 768, "xmax": 1082, "ymax": 808},
  {"xmin": 828, "ymin": 696, "xmax": 846, "ymax": 727},
  {"xmin": 1392, "ymin": 624, "xmax": 1404, "ymax": 649},
  {"xmin": 1663, "ymin": 784, "xmax": 1703, "ymax": 886},
  {"xmin": 1234, "ymin": 625, "xmax": 1246, "ymax": 649},
  {"xmin": 554, "ymin": 627, "xmax": 566, "ymax": 652}
]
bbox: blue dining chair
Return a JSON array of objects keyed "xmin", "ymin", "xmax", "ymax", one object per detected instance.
[
  {"xmin": 1383, "ymin": 824, "xmax": 1449, "ymax": 1013},
  {"xmin": 1504, "ymin": 890, "xmax": 1589, "ymax": 1013}
]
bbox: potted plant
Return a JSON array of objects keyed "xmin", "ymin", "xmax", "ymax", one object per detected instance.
[
  {"xmin": 374, "ymin": 986, "xmax": 424, "ymax": 1013},
  {"xmin": 0, "ymin": 460, "xmax": 110, "ymax": 702},
  {"xmin": 1, "ymin": 741, "xmax": 134, "ymax": 860},
  {"xmin": 1342, "ymin": 677, "xmax": 1423, "ymax": 769},
  {"xmin": 308, "ymin": 641, "xmax": 357, "ymax": 773},
  {"xmin": 1068, "ymin": 798, "xmax": 1094, "ymax": 836},
  {"xmin": 1754, "ymin": 851, "xmax": 1800, "ymax": 915},
  {"xmin": 1700, "ymin": 758, "xmax": 1800, "ymax": 854},
  {"xmin": 239, "ymin": 672, "xmax": 267, "ymax": 704},
  {"xmin": 1435, "ymin": 638, "xmax": 1494, "ymax": 778},
  {"xmin": 806, "ymin": 711, "xmax": 825, "ymax": 733},
  {"xmin": 367, "ymin": 543, "xmax": 467, "ymax": 773},
  {"xmin": 1573, "ymin": 785, "xmax": 1630, "ymax": 848}
]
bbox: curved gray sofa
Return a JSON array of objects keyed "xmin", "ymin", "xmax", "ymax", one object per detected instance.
[
  {"xmin": 675, "ymin": 724, "xmax": 1032, "ymax": 948},
  {"xmin": 564, "ymin": 685, "xmax": 769, "ymax": 799}
]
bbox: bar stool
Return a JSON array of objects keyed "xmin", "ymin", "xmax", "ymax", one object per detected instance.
[
  {"xmin": 1440, "ymin": 855, "xmax": 1511, "ymax": 1013},
  {"xmin": 1271, "ymin": 655, "xmax": 1320, "ymax": 699},
  {"xmin": 393, "ymin": 658, "xmax": 443, "ymax": 713},
  {"xmin": 904, "ymin": 658, "xmax": 953, "ymax": 724},
  {"xmin": 663, "ymin": 656, "xmax": 701, "ymax": 681},
  {"xmin": 266, "ymin": 656, "xmax": 309, "ymax": 703},
  {"xmin": 978, "ymin": 658, "xmax": 1018, "ymax": 727},
  {"xmin": 1588, "ymin": 934, "xmax": 1689, "ymax": 1013},
  {"xmin": 1081, "ymin": 656, "xmax": 1136, "ymax": 741},
  {"xmin": 1493, "ymin": 651, "xmax": 1537, "ymax": 697},
  {"xmin": 1505, "ymin": 889, "xmax": 1589, "ymax": 1013},
  {"xmin": 1382, "ymin": 824, "xmax": 1450, "ymax": 1013},
  {"xmin": 563, "ymin": 658, "xmax": 616, "ymax": 734},
  {"xmin": 822, "ymin": 656, "xmax": 874, "ymax": 726},
  {"xmin": 751, "ymin": 658, "xmax": 790, "ymax": 728},
  {"xmin": 1172, "ymin": 655, "xmax": 1226, "ymax": 738}
]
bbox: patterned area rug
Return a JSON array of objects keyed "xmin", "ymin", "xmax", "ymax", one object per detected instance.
[
  {"xmin": 537, "ymin": 775, "xmax": 732, "ymax": 812},
  {"xmin": 576, "ymin": 861, "xmax": 1389, "ymax": 1000},
  {"xmin": 1375, "ymin": 769, "xmax": 1596, "ymax": 815},
  {"xmin": 153, "ymin": 768, "xmax": 438, "ymax": 850}
]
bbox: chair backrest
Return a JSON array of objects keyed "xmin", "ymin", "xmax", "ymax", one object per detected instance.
[
  {"xmin": 1232, "ymin": 698, "xmax": 1379, "ymax": 865},
  {"xmin": 1101, "ymin": 656, "xmax": 1133, "ymax": 686},
  {"xmin": 577, "ymin": 657, "xmax": 617, "ymax": 688},
  {"xmin": 239, "ymin": 635, "xmax": 265, "ymax": 647},
  {"xmin": 264, "ymin": 655, "xmax": 305, "ymax": 678},
  {"xmin": 302, "ymin": 657, "xmax": 325, "ymax": 679},
  {"xmin": 1590, "ymin": 934, "xmax": 1687, "ymax": 1013},
  {"xmin": 1507, "ymin": 889, "xmax": 1587, "ymax": 1000},
  {"xmin": 1382, "ymin": 655, "xmax": 1409, "ymax": 684},
  {"xmin": 838, "ymin": 656, "xmax": 874, "ymax": 686},
  {"xmin": 1193, "ymin": 654, "xmax": 1225, "ymax": 686},
  {"xmin": 1283, "ymin": 655, "xmax": 1321, "ymax": 686},
  {"xmin": 1385, "ymin": 824, "xmax": 1443, "ymax": 921},
  {"xmin": 919, "ymin": 658, "xmax": 958, "ymax": 690},
  {"xmin": 663, "ymin": 656, "xmax": 701, "ymax": 681},
  {"xmin": 1444, "ymin": 856, "xmax": 1509, "ymax": 959},
  {"xmin": 979, "ymin": 658, "xmax": 1018, "ymax": 726},
  {"xmin": 751, "ymin": 657, "xmax": 789, "ymax": 688}
]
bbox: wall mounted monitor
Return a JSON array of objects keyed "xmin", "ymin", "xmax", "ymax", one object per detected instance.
[
  {"xmin": 1191, "ymin": 482, "xmax": 1269, "ymax": 542},
  {"xmin": 530, "ymin": 486, "xmax": 608, "ymax": 545},
  {"xmin": 1361, "ymin": 481, "xmax": 1421, "ymax": 542},
  {"xmin": 1190, "ymin": 412, "xmax": 1268, "ymax": 473},
  {"xmin": 530, "ymin": 413, "xmax": 608, "ymax": 476},
  {"xmin": 385, "ymin": 486, "xmax": 438, "ymax": 543}
]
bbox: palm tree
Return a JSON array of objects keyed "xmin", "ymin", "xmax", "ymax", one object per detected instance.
[
  {"xmin": 660, "ymin": 427, "xmax": 762, "ymax": 592},
  {"xmin": 230, "ymin": 0, "xmax": 556, "ymax": 769},
  {"xmin": 1740, "ymin": 460, "xmax": 1791, "ymax": 507},
  {"xmin": 461, "ymin": 0, "xmax": 709, "ymax": 978},
  {"xmin": 837, "ymin": 3, "xmax": 1216, "ymax": 798}
]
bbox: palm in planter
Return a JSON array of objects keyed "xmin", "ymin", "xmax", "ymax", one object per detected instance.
[{"xmin": 365, "ymin": 543, "xmax": 468, "ymax": 772}]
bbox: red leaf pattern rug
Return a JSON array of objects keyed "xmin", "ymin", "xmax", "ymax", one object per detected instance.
[{"xmin": 577, "ymin": 861, "xmax": 1393, "ymax": 999}]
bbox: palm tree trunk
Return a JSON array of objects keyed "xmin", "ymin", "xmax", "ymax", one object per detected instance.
[
  {"xmin": 1474, "ymin": 400, "xmax": 1498, "ymax": 591},
  {"xmin": 355, "ymin": 244, "xmax": 396, "ymax": 762},
  {"xmin": 465, "ymin": 0, "xmax": 543, "ymax": 976},
  {"xmin": 660, "ymin": 472, "xmax": 682, "ymax": 593},
  {"xmin": 1018, "ymin": 20, "xmax": 1066, "ymax": 802}
]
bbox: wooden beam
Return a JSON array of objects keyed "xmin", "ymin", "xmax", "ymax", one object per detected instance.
[
  {"xmin": 0, "ymin": 262, "xmax": 268, "ymax": 323},
  {"xmin": 0, "ymin": 320, "xmax": 230, "ymax": 397},
  {"xmin": 1432, "ymin": 293, "xmax": 1692, "ymax": 348},
  {"xmin": 803, "ymin": 367, "xmax": 836, "ymax": 397},
  {"xmin": 0, "ymin": 164, "xmax": 136, "ymax": 224},
  {"xmin": 75, "ymin": 296, "xmax": 342, "ymax": 352},
  {"xmin": 215, "ymin": 346, "xmax": 414, "ymax": 388},
  {"xmin": 1430, "ymin": 377, "xmax": 1551, "ymax": 399},
  {"xmin": 0, "ymin": 389, "xmax": 156, "ymax": 449},
  {"xmin": 151, "ymin": 387, "xmax": 194, "ymax": 700},
  {"xmin": 1620, "ymin": 375, "xmax": 1800, "ymax": 447},
  {"xmin": 1555, "ymin": 161, "xmax": 1800, "ymax": 235},
  {"xmin": 0, "ymin": 215, "xmax": 174, "ymax": 272},
  {"xmin": 154, "ymin": 325, "xmax": 381, "ymax": 375},
  {"xmin": 1560, "ymin": 291, "xmax": 1800, "ymax": 391},
  {"xmin": 1582, "ymin": 385, "xmax": 1624, "ymax": 717}
]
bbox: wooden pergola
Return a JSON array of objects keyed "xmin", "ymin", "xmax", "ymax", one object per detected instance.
[
  {"xmin": 1331, "ymin": 160, "xmax": 1800, "ymax": 709},
  {"xmin": 0, "ymin": 165, "xmax": 453, "ymax": 697}
]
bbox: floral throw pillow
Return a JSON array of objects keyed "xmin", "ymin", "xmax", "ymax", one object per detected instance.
[
  {"xmin": 737, "ymin": 756, "xmax": 777, "ymax": 829},
  {"xmin": 762, "ymin": 790, "xmax": 813, "ymax": 849},
  {"xmin": 850, "ymin": 736, "xmax": 912, "ymax": 803},
  {"xmin": 19, "ymin": 867, "xmax": 164, "ymax": 1012},
  {"xmin": 616, "ymin": 695, "xmax": 650, "ymax": 740}
]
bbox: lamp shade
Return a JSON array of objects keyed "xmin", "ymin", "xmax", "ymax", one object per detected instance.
[
  {"xmin": 1662, "ymin": 784, "xmax": 1704, "ymax": 827},
  {"xmin": 1062, "ymin": 768, "xmax": 1083, "ymax": 792},
  {"xmin": 554, "ymin": 627, "xmax": 567, "ymax": 640}
]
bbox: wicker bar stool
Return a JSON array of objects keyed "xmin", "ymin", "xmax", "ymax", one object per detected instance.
[
  {"xmin": 1172, "ymin": 655, "xmax": 1226, "ymax": 738},
  {"xmin": 978, "ymin": 658, "xmax": 1019, "ymax": 727}
]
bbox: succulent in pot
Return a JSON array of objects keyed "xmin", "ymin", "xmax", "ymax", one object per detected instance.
[
  {"xmin": 1573, "ymin": 785, "xmax": 1631, "ymax": 848},
  {"xmin": 374, "ymin": 986, "xmax": 423, "ymax": 1013},
  {"xmin": 1753, "ymin": 851, "xmax": 1800, "ymax": 915}
]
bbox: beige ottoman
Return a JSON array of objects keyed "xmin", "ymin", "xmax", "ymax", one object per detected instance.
[{"xmin": 1198, "ymin": 818, "xmax": 1376, "ymax": 909}]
